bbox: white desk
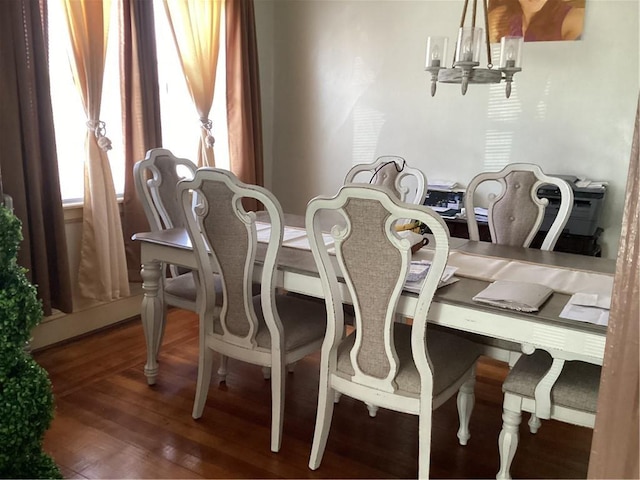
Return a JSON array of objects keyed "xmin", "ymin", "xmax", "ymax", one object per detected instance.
[{"xmin": 134, "ymin": 221, "xmax": 613, "ymax": 387}]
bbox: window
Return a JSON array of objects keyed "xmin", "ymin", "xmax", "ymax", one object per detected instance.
[{"xmin": 48, "ymin": 0, "xmax": 228, "ymax": 203}]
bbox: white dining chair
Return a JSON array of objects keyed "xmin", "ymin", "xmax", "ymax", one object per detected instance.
[
  {"xmin": 306, "ymin": 184, "xmax": 481, "ymax": 479},
  {"xmin": 458, "ymin": 163, "xmax": 575, "ymax": 365},
  {"xmin": 497, "ymin": 349, "xmax": 600, "ymax": 479},
  {"xmin": 134, "ymin": 149, "xmax": 201, "ymax": 354},
  {"xmin": 344, "ymin": 156, "xmax": 427, "ymax": 205},
  {"xmin": 177, "ymin": 167, "xmax": 327, "ymax": 453}
]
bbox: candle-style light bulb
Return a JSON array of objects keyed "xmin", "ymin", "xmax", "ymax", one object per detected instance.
[
  {"xmin": 426, "ymin": 36, "xmax": 447, "ymax": 69},
  {"xmin": 462, "ymin": 38, "xmax": 472, "ymax": 62},
  {"xmin": 505, "ymin": 46, "xmax": 515, "ymax": 67},
  {"xmin": 431, "ymin": 45, "xmax": 440, "ymax": 63},
  {"xmin": 430, "ymin": 45, "xmax": 441, "ymax": 67},
  {"xmin": 500, "ymin": 36, "xmax": 523, "ymax": 69}
]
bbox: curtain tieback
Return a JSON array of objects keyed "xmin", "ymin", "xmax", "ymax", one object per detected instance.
[
  {"xmin": 200, "ymin": 118, "xmax": 215, "ymax": 149},
  {"xmin": 87, "ymin": 120, "xmax": 113, "ymax": 152}
]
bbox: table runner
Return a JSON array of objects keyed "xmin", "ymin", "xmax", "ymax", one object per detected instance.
[
  {"xmin": 257, "ymin": 222, "xmax": 614, "ymax": 297},
  {"xmin": 445, "ymin": 251, "xmax": 614, "ymax": 297}
]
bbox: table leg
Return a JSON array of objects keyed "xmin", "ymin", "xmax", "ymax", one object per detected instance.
[
  {"xmin": 140, "ymin": 260, "xmax": 163, "ymax": 385},
  {"xmin": 497, "ymin": 406, "xmax": 521, "ymax": 479}
]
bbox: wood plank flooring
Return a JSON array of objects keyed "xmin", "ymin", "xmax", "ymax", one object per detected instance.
[{"xmin": 35, "ymin": 308, "xmax": 593, "ymax": 479}]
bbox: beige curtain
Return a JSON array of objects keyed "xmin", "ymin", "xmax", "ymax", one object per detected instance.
[
  {"xmin": 588, "ymin": 95, "xmax": 640, "ymax": 479},
  {"xmin": 163, "ymin": 0, "xmax": 222, "ymax": 167},
  {"xmin": 61, "ymin": 0, "xmax": 130, "ymax": 301},
  {"xmin": 121, "ymin": 0, "xmax": 163, "ymax": 281},
  {"xmin": 225, "ymin": 0, "xmax": 264, "ymax": 212},
  {"xmin": 0, "ymin": 0, "xmax": 73, "ymax": 315}
]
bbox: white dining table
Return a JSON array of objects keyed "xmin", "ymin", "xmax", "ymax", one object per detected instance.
[{"xmin": 133, "ymin": 214, "xmax": 614, "ymax": 394}]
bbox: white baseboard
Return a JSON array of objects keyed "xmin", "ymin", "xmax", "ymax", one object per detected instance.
[{"xmin": 30, "ymin": 293, "xmax": 143, "ymax": 351}]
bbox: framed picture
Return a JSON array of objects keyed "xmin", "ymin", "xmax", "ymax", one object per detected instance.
[{"xmin": 488, "ymin": 0, "xmax": 586, "ymax": 42}]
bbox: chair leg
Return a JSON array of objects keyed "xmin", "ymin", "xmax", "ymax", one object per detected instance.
[
  {"xmin": 497, "ymin": 407, "xmax": 522, "ymax": 480},
  {"xmin": 418, "ymin": 405, "xmax": 433, "ymax": 480},
  {"xmin": 270, "ymin": 359, "xmax": 286, "ymax": 453},
  {"xmin": 217, "ymin": 355, "xmax": 229, "ymax": 383},
  {"xmin": 287, "ymin": 362, "xmax": 297, "ymax": 374},
  {"xmin": 333, "ymin": 391, "xmax": 342, "ymax": 403},
  {"xmin": 262, "ymin": 366, "xmax": 271, "ymax": 380},
  {"xmin": 309, "ymin": 374, "xmax": 336, "ymax": 470},
  {"xmin": 192, "ymin": 347, "xmax": 214, "ymax": 419},
  {"xmin": 528, "ymin": 414, "xmax": 541, "ymax": 434},
  {"xmin": 365, "ymin": 402, "xmax": 379, "ymax": 417},
  {"xmin": 456, "ymin": 369, "xmax": 476, "ymax": 445}
]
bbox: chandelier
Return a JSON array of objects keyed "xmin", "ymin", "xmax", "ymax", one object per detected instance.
[{"xmin": 425, "ymin": 0, "xmax": 523, "ymax": 98}]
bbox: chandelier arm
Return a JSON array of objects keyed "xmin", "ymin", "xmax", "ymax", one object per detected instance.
[
  {"xmin": 483, "ymin": 0, "xmax": 492, "ymax": 66},
  {"xmin": 459, "ymin": 0, "xmax": 470, "ymax": 28},
  {"xmin": 472, "ymin": 0, "xmax": 477, "ymax": 29}
]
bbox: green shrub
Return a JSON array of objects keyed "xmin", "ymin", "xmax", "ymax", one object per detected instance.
[{"xmin": 0, "ymin": 203, "xmax": 62, "ymax": 479}]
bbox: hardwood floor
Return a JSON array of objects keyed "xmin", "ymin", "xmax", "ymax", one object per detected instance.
[{"xmin": 35, "ymin": 309, "xmax": 593, "ymax": 479}]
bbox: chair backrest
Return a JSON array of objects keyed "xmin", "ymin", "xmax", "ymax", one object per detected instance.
[
  {"xmin": 177, "ymin": 168, "xmax": 284, "ymax": 349},
  {"xmin": 344, "ymin": 156, "xmax": 427, "ymax": 205},
  {"xmin": 134, "ymin": 148, "xmax": 197, "ymax": 232},
  {"xmin": 464, "ymin": 163, "xmax": 574, "ymax": 251},
  {"xmin": 306, "ymin": 185, "xmax": 449, "ymax": 393}
]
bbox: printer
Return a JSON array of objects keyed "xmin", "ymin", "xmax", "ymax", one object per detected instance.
[
  {"xmin": 423, "ymin": 188, "xmax": 465, "ymax": 218},
  {"xmin": 537, "ymin": 176, "xmax": 606, "ymax": 237}
]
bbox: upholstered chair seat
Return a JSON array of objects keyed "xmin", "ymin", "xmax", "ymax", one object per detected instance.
[
  {"xmin": 209, "ymin": 294, "xmax": 327, "ymax": 350},
  {"xmin": 336, "ymin": 323, "xmax": 481, "ymax": 397},
  {"xmin": 503, "ymin": 350, "xmax": 600, "ymax": 413},
  {"xmin": 163, "ymin": 272, "xmax": 198, "ymax": 302},
  {"xmin": 165, "ymin": 271, "xmax": 228, "ymax": 307},
  {"xmin": 497, "ymin": 349, "xmax": 601, "ymax": 479}
]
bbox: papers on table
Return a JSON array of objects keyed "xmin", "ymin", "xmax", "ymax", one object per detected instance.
[
  {"xmin": 560, "ymin": 292, "xmax": 611, "ymax": 326},
  {"xmin": 404, "ymin": 261, "xmax": 459, "ymax": 293},
  {"xmin": 406, "ymin": 262, "xmax": 430, "ymax": 283},
  {"xmin": 472, "ymin": 280, "xmax": 553, "ymax": 312},
  {"xmin": 255, "ymin": 222, "xmax": 334, "ymax": 250}
]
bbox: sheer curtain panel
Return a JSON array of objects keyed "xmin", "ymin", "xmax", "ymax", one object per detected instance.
[
  {"xmin": 163, "ymin": 0, "xmax": 222, "ymax": 167},
  {"xmin": 0, "ymin": 0, "xmax": 72, "ymax": 315},
  {"xmin": 61, "ymin": 0, "xmax": 130, "ymax": 301}
]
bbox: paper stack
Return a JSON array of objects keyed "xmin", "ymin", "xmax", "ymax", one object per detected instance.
[
  {"xmin": 559, "ymin": 292, "xmax": 610, "ymax": 326},
  {"xmin": 404, "ymin": 261, "xmax": 459, "ymax": 293},
  {"xmin": 472, "ymin": 280, "xmax": 553, "ymax": 312}
]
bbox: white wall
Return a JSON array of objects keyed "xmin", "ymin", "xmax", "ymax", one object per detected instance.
[{"xmin": 255, "ymin": 0, "xmax": 639, "ymax": 259}]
